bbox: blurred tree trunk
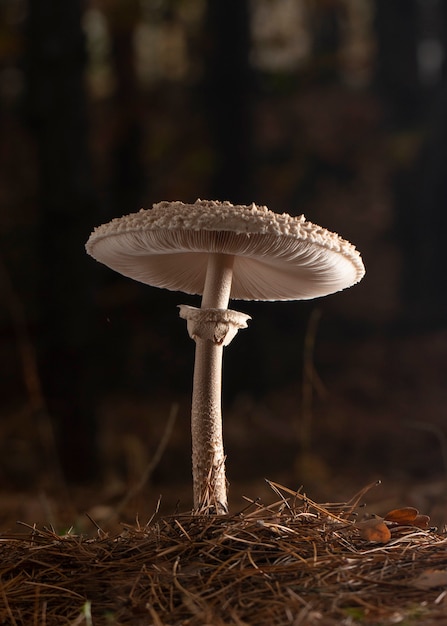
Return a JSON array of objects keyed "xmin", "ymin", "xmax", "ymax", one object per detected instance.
[
  {"xmin": 375, "ymin": 0, "xmax": 421, "ymax": 127},
  {"xmin": 105, "ymin": 0, "xmax": 145, "ymax": 217},
  {"xmin": 411, "ymin": 1, "xmax": 447, "ymax": 326},
  {"xmin": 25, "ymin": 0, "xmax": 98, "ymax": 481},
  {"xmin": 202, "ymin": 0, "xmax": 253, "ymax": 203},
  {"xmin": 376, "ymin": 0, "xmax": 447, "ymax": 328}
]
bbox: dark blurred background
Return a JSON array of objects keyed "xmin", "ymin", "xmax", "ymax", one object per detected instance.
[{"xmin": 1, "ymin": 0, "xmax": 447, "ymax": 526}]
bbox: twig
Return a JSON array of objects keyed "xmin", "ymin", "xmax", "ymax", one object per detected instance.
[
  {"xmin": 266, "ymin": 480, "xmax": 350, "ymax": 524},
  {"xmin": 0, "ymin": 256, "xmax": 44, "ymax": 411},
  {"xmin": 0, "ymin": 581, "xmax": 18, "ymax": 626},
  {"xmin": 109, "ymin": 403, "xmax": 179, "ymax": 519},
  {"xmin": 299, "ymin": 308, "xmax": 324, "ymax": 452},
  {"xmin": 0, "ymin": 255, "xmax": 66, "ymax": 495}
]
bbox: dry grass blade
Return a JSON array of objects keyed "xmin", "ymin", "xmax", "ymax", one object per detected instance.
[{"xmin": 0, "ymin": 484, "xmax": 446, "ymax": 625}]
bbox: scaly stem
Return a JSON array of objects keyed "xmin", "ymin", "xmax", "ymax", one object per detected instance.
[{"xmin": 191, "ymin": 253, "xmax": 234, "ymax": 513}]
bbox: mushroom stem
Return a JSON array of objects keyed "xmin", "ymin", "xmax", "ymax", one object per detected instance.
[
  {"xmin": 201, "ymin": 252, "xmax": 234, "ymax": 309},
  {"xmin": 191, "ymin": 334, "xmax": 227, "ymax": 512},
  {"xmin": 179, "ymin": 303, "xmax": 250, "ymax": 514},
  {"xmin": 191, "ymin": 253, "xmax": 234, "ymax": 513}
]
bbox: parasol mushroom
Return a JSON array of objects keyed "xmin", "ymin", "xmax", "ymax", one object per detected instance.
[{"xmin": 86, "ymin": 199, "xmax": 365, "ymax": 514}]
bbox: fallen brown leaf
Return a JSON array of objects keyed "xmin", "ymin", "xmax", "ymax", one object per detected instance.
[
  {"xmin": 385, "ymin": 507, "xmax": 418, "ymax": 524},
  {"xmin": 356, "ymin": 517, "xmax": 391, "ymax": 543},
  {"xmin": 411, "ymin": 569, "xmax": 447, "ymax": 590},
  {"xmin": 384, "ymin": 507, "xmax": 430, "ymax": 529}
]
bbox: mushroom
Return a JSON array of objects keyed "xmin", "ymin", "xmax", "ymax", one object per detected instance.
[{"xmin": 86, "ymin": 199, "xmax": 365, "ymax": 514}]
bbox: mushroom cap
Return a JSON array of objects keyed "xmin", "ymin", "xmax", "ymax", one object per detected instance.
[{"xmin": 86, "ymin": 200, "xmax": 365, "ymax": 301}]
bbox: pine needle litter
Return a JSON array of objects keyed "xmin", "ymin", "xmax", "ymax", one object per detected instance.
[{"xmin": 0, "ymin": 481, "xmax": 446, "ymax": 625}]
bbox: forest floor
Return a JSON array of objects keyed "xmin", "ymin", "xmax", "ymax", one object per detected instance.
[{"xmin": 0, "ymin": 481, "xmax": 446, "ymax": 625}]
